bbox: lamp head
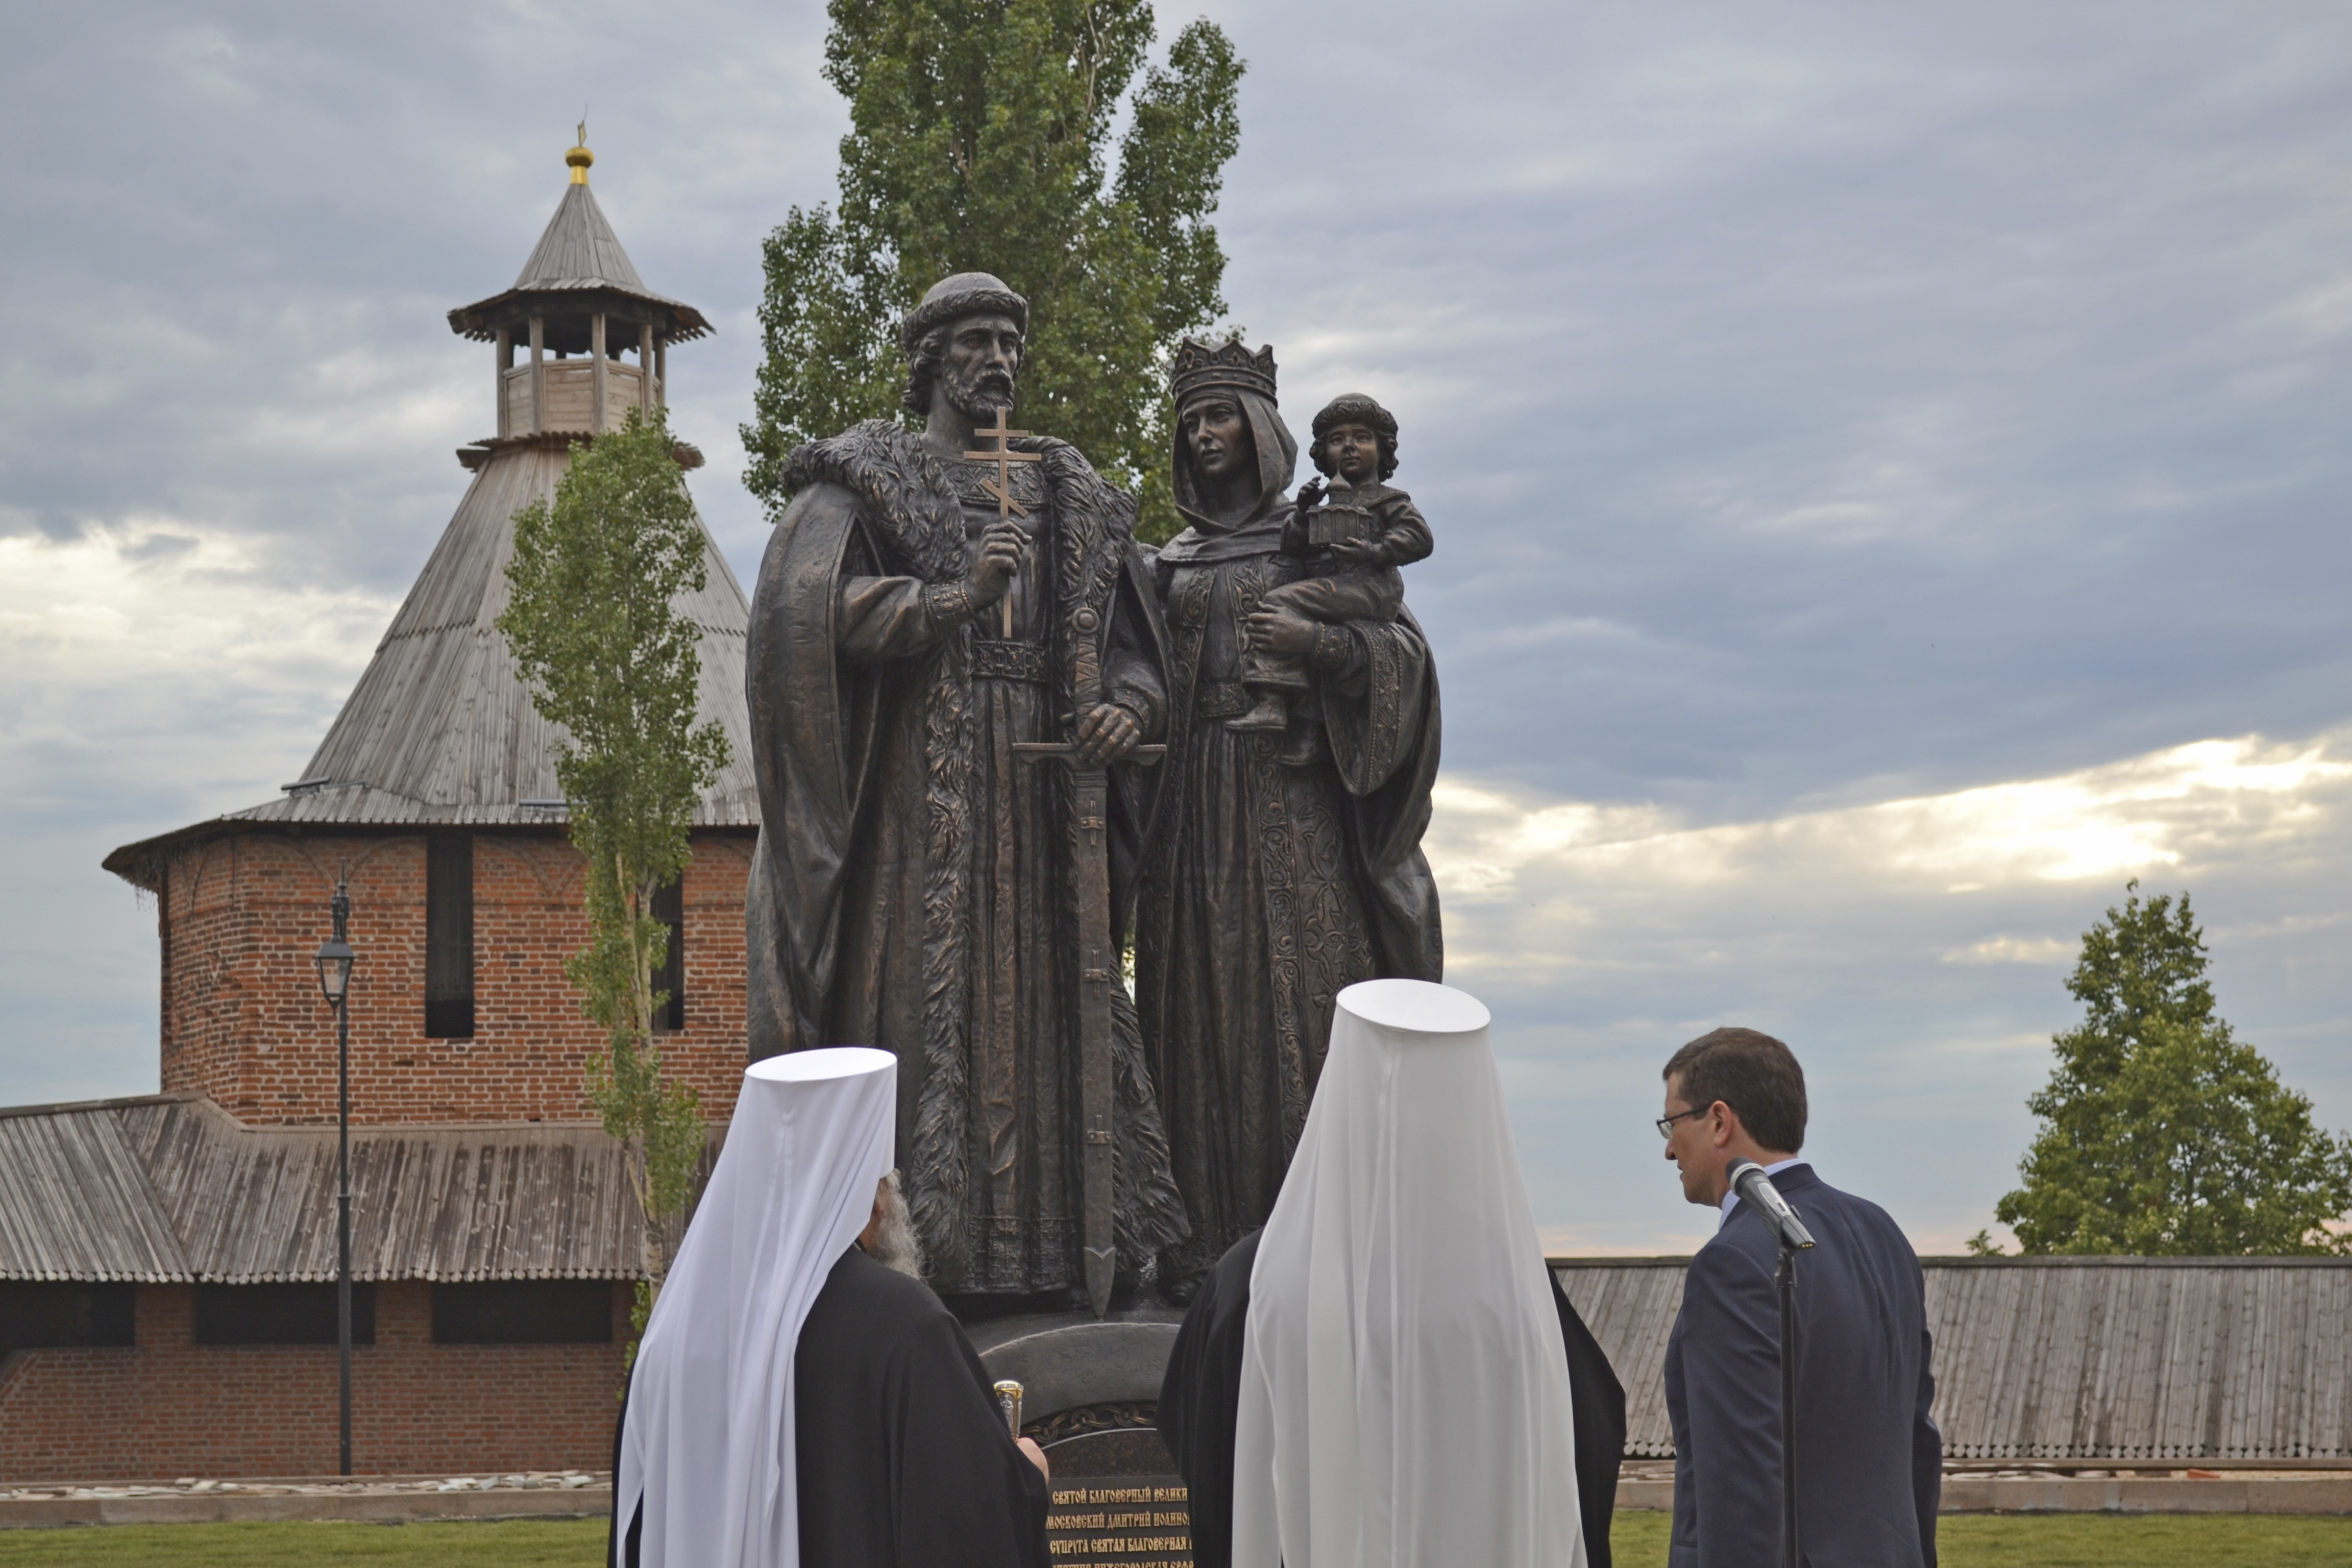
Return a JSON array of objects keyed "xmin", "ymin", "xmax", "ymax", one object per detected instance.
[{"xmin": 315, "ymin": 937, "xmax": 355, "ymax": 1005}]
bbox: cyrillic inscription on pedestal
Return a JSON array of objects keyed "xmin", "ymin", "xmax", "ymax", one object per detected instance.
[{"xmin": 1046, "ymin": 1479, "xmax": 1191, "ymax": 1567}]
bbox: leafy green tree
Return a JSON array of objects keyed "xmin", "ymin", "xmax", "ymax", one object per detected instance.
[
  {"xmin": 742, "ymin": 0, "xmax": 1244, "ymax": 543},
  {"xmin": 1992, "ymin": 882, "xmax": 2352, "ymax": 1256},
  {"xmin": 497, "ymin": 407, "xmax": 729, "ymax": 1335}
]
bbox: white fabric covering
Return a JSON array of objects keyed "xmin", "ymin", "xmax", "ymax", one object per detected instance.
[
  {"xmin": 613, "ymin": 1047, "xmax": 898, "ymax": 1568},
  {"xmin": 1232, "ymin": 979, "xmax": 1585, "ymax": 1568}
]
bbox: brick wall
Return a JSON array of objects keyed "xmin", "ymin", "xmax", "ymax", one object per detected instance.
[
  {"xmin": 0, "ymin": 1281, "xmax": 630, "ymax": 1480},
  {"xmin": 154, "ymin": 829, "xmax": 755, "ymax": 1126}
]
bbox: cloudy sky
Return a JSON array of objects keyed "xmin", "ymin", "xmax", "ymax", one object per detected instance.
[{"xmin": 5, "ymin": 1, "xmax": 2348, "ymax": 1255}]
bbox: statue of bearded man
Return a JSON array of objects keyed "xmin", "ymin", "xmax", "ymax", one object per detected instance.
[{"xmin": 745, "ymin": 272, "xmax": 1190, "ymax": 1300}]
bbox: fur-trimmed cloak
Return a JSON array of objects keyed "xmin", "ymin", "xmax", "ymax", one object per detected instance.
[{"xmin": 745, "ymin": 419, "xmax": 1188, "ymax": 1294}]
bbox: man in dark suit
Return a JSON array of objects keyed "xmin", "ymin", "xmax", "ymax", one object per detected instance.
[{"xmin": 1659, "ymin": 1027, "xmax": 1940, "ymax": 1568}]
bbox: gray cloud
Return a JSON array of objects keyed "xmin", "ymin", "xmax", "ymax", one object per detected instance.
[
  {"xmin": 4, "ymin": 0, "xmax": 2348, "ymax": 1247},
  {"xmin": 1429, "ymin": 729, "xmax": 2352, "ymax": 1251},
  {"xmin": 1219, "ymin": 2, "xmax": 2352, "ymax": 811}
]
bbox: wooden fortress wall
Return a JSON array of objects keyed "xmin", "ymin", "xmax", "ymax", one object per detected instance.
[{"xmin": 1557, "ymin": 1255, "xmax": 2352, "ymax": 1461}]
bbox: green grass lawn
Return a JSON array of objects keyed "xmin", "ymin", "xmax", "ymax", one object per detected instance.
[
  {"xmin": 1609, "ymin": 1509, "xmax": 2352, "ymax": 1566},
  {"xmin": 0, "ymin": 1517, "xmax": 607, "ymax": 1566},
  {"xmin": 3, "ymin": 1513, "xmax": 2349, "ymax": 1565}
]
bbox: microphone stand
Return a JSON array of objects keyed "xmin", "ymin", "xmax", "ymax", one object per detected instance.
[
  {"xmin": 1775, "ymin": 1234, "xmax": 1799, "ymax": 1568},
  {"xmin": 1728, "ymin": 1159, "xmax": 1814, "ymax": 1568}
]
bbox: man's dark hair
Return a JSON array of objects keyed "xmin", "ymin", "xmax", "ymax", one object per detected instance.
[
  {"xmin": 902, "ymin": 320, "xmax": 1023, "ymax": 417},
  {"xmin": 1663, "ymin": 1027, "xmax": 1807, "ymax": 1154}
]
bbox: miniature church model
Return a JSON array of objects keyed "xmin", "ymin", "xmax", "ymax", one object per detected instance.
[{"xmin": 0, "ymin": 139, "xmax": 755, "ymax": 1482}]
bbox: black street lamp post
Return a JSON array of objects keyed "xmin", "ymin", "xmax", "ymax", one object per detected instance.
[{"xmin": 313, "ymin": 866, "xmax": 357, "ymax": 1479}]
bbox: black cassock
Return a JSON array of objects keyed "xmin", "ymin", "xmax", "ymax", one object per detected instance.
[
  {"xmin": 1155, "ymin": 1230, "xmax": 1628, "ymax": 1568},
  {"xmin": 616, "ymin": 1244, "xmax": 1052, "ymax": 1568}
]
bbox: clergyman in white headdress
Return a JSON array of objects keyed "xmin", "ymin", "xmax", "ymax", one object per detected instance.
[
  {"xmin": 613, "ymin": 1047, "xmax": 1051, "ymax": 1568},
  {"xmin": 1158, "ymin": 979, "xmax": 1627, "ymax": 1568}
]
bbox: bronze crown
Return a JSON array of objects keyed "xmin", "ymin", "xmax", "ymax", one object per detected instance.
[{"xmin": 1170, "ymin": 336, "xmax": 1278, "ymax": 404}]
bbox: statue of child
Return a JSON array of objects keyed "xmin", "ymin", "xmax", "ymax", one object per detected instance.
[{"xmin": 1229, "ymin": 393, "xmax": 1433, "ymax": 764}]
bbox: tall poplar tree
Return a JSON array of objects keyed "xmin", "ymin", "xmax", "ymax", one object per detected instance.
[
  {"xmin": 1990, "ymin": 883, "xmax": 2352, "ymax": 1256},
  {"xmin": 741, "ymin": 0, "xmax": 1244, "ymax": 544},
  {"xmin": 498, "ymin": 407, "xmax": 728, "ymax": 1331}
]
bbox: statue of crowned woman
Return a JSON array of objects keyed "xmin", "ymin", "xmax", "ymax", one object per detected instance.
[{"xmin": 1133, "ymin": 339, "xmax": 1444, "ymax": 1299}]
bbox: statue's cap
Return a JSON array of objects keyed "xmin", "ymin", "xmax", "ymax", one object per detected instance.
[
  {"xmin": 901, "ymin": 273, "xmax": 1030, "ymax": 353},
  {"xmin": 1170, "ymin": 336, "xmax": 1278, "ymax": 405}
]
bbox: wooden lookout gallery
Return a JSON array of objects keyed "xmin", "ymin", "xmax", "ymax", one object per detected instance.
[{"xmin": 3, "ymin": 138, "xmax": 2350, "ymax": 1494}]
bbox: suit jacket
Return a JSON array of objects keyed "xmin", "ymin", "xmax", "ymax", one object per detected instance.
[{"xmin": 1663, "ymin": 1164, "xmax": 1940, "ymax": 1568}]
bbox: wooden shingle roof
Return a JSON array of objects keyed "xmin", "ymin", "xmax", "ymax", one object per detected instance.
[
  {"xmin": 1556, "ymin": 1255, "xmax": 2352, "ymax": 1462},
  {"xmin": 107, "ymin": 147, "xmax": 746, "ymax": 888},
  {"xmin": 0, "ymin": 1099, "xmax": 189, "ymax": 1283},
  {"xmin": 447, "ymin": 179, "xmax": 710, "ymax": 342},
  {"xmin": 0, "ymin": 1095, "xmax": 653, "ymax": 1284},
  {"xmin": 514, "ymin": 180, "xmax": 651, "ymax": 295},
  {"xmin": 105, "ymin": 443, "xmax": 757, "ymax": 885}
]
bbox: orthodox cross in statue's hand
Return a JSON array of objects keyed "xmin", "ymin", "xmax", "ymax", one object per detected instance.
[{"xmin": 964, "ymin": 407, "xmax": 1042, "ymax": 639}]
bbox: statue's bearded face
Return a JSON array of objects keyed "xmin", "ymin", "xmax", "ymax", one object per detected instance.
[
  {"xmin": 938, "ymin": 313, "xmax": 1023, "ymax": 420},
  {"xmin": 1181, "ymin": 394, "xmax": 1253, "ymax": 481}
]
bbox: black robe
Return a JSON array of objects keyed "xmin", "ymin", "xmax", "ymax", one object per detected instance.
[
  {"xmin": 1152, "ymin": 1228, "xmax": 1262, "ymax": 1568},
  {"xmin": 1155, "ymin": 1229, "xmax": 1627, "ymax": 1568},
  {"xmin": 616, "ymin": 1244, "xmax": 1052, "ymax": 1568}
]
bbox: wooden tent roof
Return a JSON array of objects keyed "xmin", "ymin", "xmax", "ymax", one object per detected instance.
[
  {"xmin": 0, "ymin": 1095, "xmax": 654, "ymax": 1283},
  {"xmin": 106, "ymin": 145, "xmax": 748, "ymax": 888},
  {"xmin": 516, "ymin": 180, "xmax": 653, "ymax": 295},
  {"xmin": 105, "ymin": 442, "xmax": 758, "ymax": 887},
  {"xmin": 1556, "ymin": 1255, "xmax": 2352, "ymax": 1462},
  {"xmin": 447, "ymin": 177, "xmax": 710, "ymax": 342}
]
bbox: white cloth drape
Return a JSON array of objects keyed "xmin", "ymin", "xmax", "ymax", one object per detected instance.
[
  {"xmin": 1232, "ymin": 979, "xmax": 1585, "ymax": 1568},
  {"xmin": 613, "ymin": 1047, "xmax": 898, "ymax": 1568}
]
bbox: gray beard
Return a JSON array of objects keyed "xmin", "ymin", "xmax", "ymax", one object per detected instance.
[
  {"xmin": 943, "ymin": 364, "xmax": 1015, "ymax": 423},
  {"xmin": 869, "ymin": 1171, "xmax": 926, "ymax": 1279}
]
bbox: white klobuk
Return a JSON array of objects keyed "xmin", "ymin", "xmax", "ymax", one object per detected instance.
[
  {"xmin": 1233, "ymin": 980, "xmax": 1585, "ymax": 1568},
  {"xmin": 614, "ymin": 1047, "xmax": 898, "ymax": 1568}
]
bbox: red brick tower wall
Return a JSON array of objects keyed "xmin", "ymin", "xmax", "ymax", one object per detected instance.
[
  {"xmin": 153, "ymin": 829, "xmax": 755, "ymax": 1126},
  {"xmin": 0, "ymin": 1283, "xmax": 631, "ymax": 1480}
]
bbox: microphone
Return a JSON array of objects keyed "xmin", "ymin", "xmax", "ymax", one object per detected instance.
[{"xmin": 1727, "ymin": 1158, "xmax": 1816, "ymax": 1251}]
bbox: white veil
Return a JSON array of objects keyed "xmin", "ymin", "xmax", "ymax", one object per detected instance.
[
  {"xmin": 1231, "ymin": 980, "xmax": 1584, "ymax": 1568},
  {"xmin": 612, "ymin": 1047, "xmax": 898, "ymax": 1568}
]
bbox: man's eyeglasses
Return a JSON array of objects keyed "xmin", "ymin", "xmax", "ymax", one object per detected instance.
[{"xmin": 1656, "ymin": 1107, "xmax": 1709, "ymax": 1140}]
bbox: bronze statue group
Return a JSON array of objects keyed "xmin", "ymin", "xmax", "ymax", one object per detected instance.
[{"xmin": 615, "ymin": 275, "xmax": 1943, "ymax": 1568}]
